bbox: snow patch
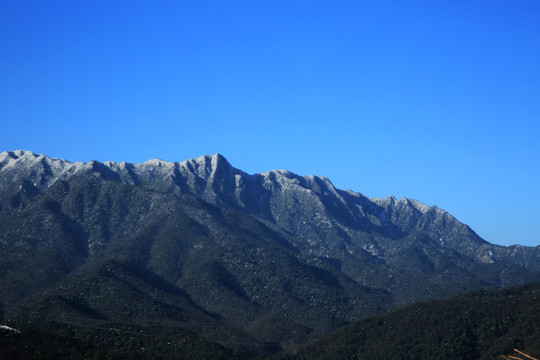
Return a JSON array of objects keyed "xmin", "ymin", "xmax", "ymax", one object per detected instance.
[
  {"xmin": 0, "ymin": 325, "xmax": 21, "ymax": 334},
  {"xmin": 362, "ymin": 244, "xmax": 379, "ymax": 256}
]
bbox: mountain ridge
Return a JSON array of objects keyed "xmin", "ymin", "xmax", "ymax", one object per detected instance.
[
  {"xmin": 2, "ymin": 149, "xmax": 539, "ymax": 276},
  {"xmin": 0, "ymin": 150, "xmax": 452, "ymax": 214},
  {"xmin": 2, "ymin": 150, "xmax": 537, "ymax": 255},
  {"xmin": 0, "ymin": 150, "xmax": 492, "ymax": 235}
]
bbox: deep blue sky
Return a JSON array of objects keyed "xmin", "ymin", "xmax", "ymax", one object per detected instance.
[{"xmin": 1, "ymin": 1, "xmax": 539, "ymax": 246}]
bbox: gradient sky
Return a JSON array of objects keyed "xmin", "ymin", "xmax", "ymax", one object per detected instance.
[{"xmin": 1, "ymin": 1, "xmax": 539, "ymax": 246}]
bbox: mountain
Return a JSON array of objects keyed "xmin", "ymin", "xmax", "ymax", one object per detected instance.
[
  {"xmin": 290, "ymin": 281, "xmax": 540, "ymax": 360},
  {"xmin": 0, "ymin": 150, "xmax": 539, "ymax": 357}
]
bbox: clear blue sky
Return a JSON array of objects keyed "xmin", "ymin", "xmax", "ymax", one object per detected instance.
[{"xmin": 1, "ymin": 1, "xmax": 539, "ymax": 246}]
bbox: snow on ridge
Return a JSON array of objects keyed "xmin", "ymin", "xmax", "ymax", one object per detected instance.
[
  {"xmin": 0, "ymin": 150, "xmax": 38, "ymax": 170},
  {"xmin": 371, "ymin": 195, "xmax": 397, "ymax": 207},
  {"xmin": 172, "ymin": 154, "xmax": 242, "ymax": 183},
  {"xmin": 1, "ymin": 150, "xmax": 72, "ymax": 178},
  {"xmin": 370, "ymin": 196, "xmax": 434, "ymax": 214},
  {"xmin": 210, "ymin": 153, "xmax": 223, "ymax": 168},
  {"xmin": 177, "ymin": 155, "xmax": 217, "ymax": 179},
  {"xmin": 260, "ymin": 170, "xmax": 306, "ymax": 188},
  {"xmin": 0, "ymin": 151, "xmax": 439, "ymax": 218},
  {"xmin": 1, "ymin": 149, "xmax": 37, "ymax": 159},
  {"xmin": 178, "ymin": 154, "xmax": 217, "ymax": 169},
  {"xmin": 103, "ymin": 160, "xmax": 119, "ymax": 167},
  {"xmin": 259, "ymin": 169, "xmax": 324, "ymax": 183},
  {"xmin": 408, "ymin": 199, "xmax": 431, "ymax": 214},
  {"xmin": 0, "ymin": 325, "xmax": 21, "ymax": 334},
  {"xmin": 139, "ymin": 158, "xmax": 171, "ymax": 167},
  {"xmin": 1, "ymin": 150, "xmax": 76, "ymax": 170}
]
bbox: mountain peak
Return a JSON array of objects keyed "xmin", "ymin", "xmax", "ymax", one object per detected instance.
[
  {"xmin": 0, "ymin": 150, "xmax": 38, "ymax": 163},
  {"xmin": 372, "ymin": 195, "xmax": 397, "ymax": 207},
  {"xmin": 185, "ymin": 153, "xmax": 233, "ymax": 173},
  {"xmin": 209, "ymin": 153, "xmax": 231, "ymax": 170},
  {"xmin": 3, "ymin": 149, "xmax": 37, "ymax": 158},
  {"xmin": 140, "ymin": 158, "xmax": 169, "ymax": 167}
]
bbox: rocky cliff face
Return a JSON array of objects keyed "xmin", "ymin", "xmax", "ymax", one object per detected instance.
[{"xmin": 1, "ymin": 150, "xmax": 539, "ymax": 355}]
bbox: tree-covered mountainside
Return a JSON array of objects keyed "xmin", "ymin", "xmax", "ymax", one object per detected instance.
[
  {"xmin": 291, "ymin": 282, "xmax": 540, "ymax": 360},
  {"xmin": 1, "ymin": 172, "xmax": 386, "ymax": 356},
  {"xmin": 3, "ymin": 282, "xmax": 540, "ymax": 359},
  {"xmin": 0, "ymin": 322, "xmax": 240, "ymax": 360},
  {"xmin": 1, "ymin": 150, "xmax": 539, "ymax": 357}
]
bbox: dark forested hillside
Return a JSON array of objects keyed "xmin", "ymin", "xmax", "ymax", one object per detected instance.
[
  {"xmin": 3, "ymin": 282, "xmax": 540, "ymax": 359},
  {"xmin": 291, "ymin": 282, "xmax": 540, "ymax": 360},
  {"xmin": 0, "ymin": 322, "xmax": 240, "ymax": 360}
]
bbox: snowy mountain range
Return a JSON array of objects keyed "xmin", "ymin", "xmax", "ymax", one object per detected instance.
[{"xmin": 1, "ymin": 149, "xmax": 539, "ymax": 356}]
